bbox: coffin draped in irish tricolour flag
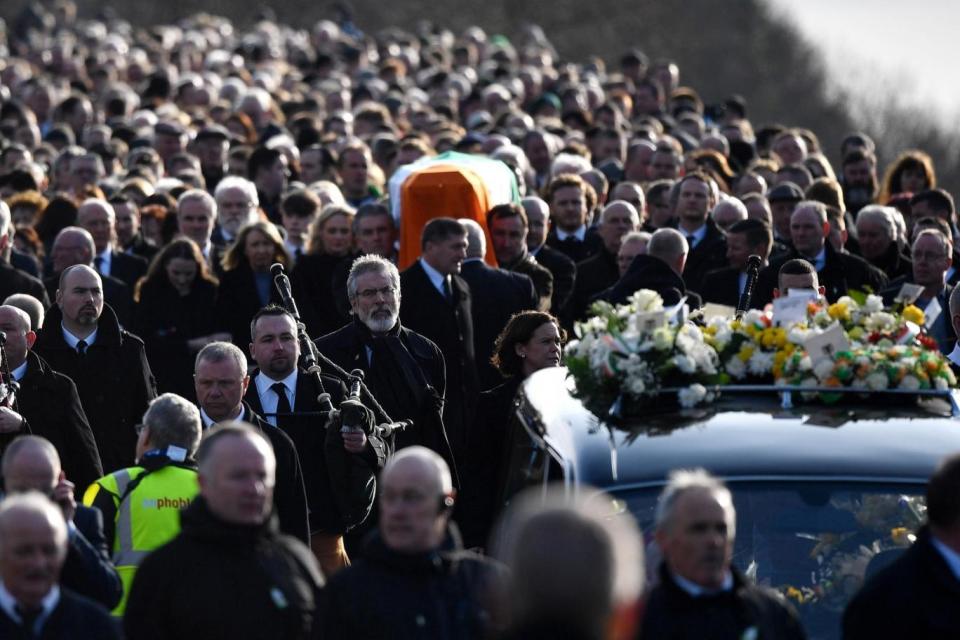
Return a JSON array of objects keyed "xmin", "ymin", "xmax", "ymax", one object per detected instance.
[{"xmin": 387, "ymin": 151, "xmax": 520, "ymax": 269}]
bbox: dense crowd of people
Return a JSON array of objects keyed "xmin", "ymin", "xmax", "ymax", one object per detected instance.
[{"xmin": 1, "ymin": 2, "xmax": 960, "ymax": 638}]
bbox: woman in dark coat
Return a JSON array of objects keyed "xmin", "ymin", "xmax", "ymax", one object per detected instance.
[
  {"xmin": 134, "ymin": 238, "xmax": 227, "ymax": 400},
  {"xmin": 215, "ymin": 221, "xmax": 290, "ymax": 350},
  {"xmin": 460, "ymin": 310, "xmax": 565, "ymax": 548},
  {"xmin": 291, "ymin": 203, "xmax": 355, "ymax": 338}
]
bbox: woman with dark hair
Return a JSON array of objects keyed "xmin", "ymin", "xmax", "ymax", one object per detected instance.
[
  {"xmin": 291, "ymin": 204, "xmax": 356, "ymax": 337},
  {"xmin": 134, "ymin": 238, "xmax": 227, "ymax": 399},
  {"xmin": 880, "ymin": 150, "xmax": 936, "ymax": 204},
  {"xmin": 34, "ymin": 194, "xmax": 78, "ymax": 252},
  {"xmin": 214, "ymin": 221, "xmax": 290, "ymax": 349},
  {"xmin": 461, "ymin": 310, "xmax": 565, "ymax": 547}
]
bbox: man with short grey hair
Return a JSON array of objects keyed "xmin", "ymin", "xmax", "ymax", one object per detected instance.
[
  {"xmin": 856, "ymin": 205, "xmax": 911, "ymax": 280},
  {"xmin": 711, "ymin": 197, "xmax": 748, "ymax": 232},
  {"xmin": 213, "ymin": 176, "xmax": 260, "ymax": 247},
  {"xmin": 193, "ymin": 341, "xmax": 310, "ymax": 543},
  {"xmin": 600, "ymin": 228, "xmax": 702, "ymax": 308},
  {"xmin": 176, "ymin": 189, "xmax": 221, "ymax": 268},
  {"xmin": 641, "ymin": 469, "xmax": 806, "ymax": 639}
]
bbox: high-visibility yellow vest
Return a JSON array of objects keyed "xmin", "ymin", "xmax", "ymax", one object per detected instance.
[{"xmin": 83, "ymin": 465, "xmax": 199, "ymax": 616}]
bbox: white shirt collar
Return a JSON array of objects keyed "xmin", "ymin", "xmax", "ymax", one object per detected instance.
[
  {"xmin": 10, "ymin": 361, "xmax": 27, "ymax": 382},
  {"xmin": 931, "ymin": 535, "xmax": 960, "ymax": 583},
  {"xmin": 555, "ymin": 225, "xmax": 587, "ymax": 242},
  {"xmin": 283, "ymin": 240, "xmax": 303, "ymax": 261},
  {"xmin": 0, "ymin": 580, "xmax": 59, "ymax": 631},
  {"xmin": 61, "ymin": 324, "xmax": 97, "ymax": 350},
  {"xmin": 254, "ymin": 369, "xmax": 298, "ymax": 427},
  {"xmin": 200, "ymin": 405, "xmax": 243, "ymax": 429},
  {"xmin": 419, "ymin": 257, "xmax": 449, "ymax": 297},
  {"xmin": 680, "ymin": 223, "xmax": 707, "ymax": 248},
  {"xmin": 671, "ymin": 570, "xmax": 734, "ymax": 597}
]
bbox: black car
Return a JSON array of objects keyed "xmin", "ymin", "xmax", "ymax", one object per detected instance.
[{"xmin": 496, "ymin": 366, "xmax": 960, "ymax": 640}]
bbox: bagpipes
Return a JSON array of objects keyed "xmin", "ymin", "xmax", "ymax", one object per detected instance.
[
  {"xmin": 270, "ymin": 263, "xmax": 409, "ymax": 439},
  {"xmin": 0, "ymin": 331, "xmax": 19, "ymax": 412}
]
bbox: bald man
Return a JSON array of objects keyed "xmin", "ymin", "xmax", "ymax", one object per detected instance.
[
  {"xmin": 0, "ymin": 304, "xmax": 101, "ymax": 490},
  {"xmin": 124, "ymin": 423, "xmax": 323, "ymax": 640},
  {"xmin": 2, "ymin": 436, "xmax": 121, "ymax": 609},
  {"xmin": 0, "ymin": 492, "xmax": 120, "ymax": 639},
  {"xmin": 33, "ymin": 266, "xmax": 156, "ymax": 473},
  {"xmin": 325, "ymin": 446, "xmax": 504, "ymax": 639}
]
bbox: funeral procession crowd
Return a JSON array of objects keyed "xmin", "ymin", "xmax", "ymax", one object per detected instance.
[{"xmin": 0, "ymin": 2, "xmax": 958, "ymax": 639}]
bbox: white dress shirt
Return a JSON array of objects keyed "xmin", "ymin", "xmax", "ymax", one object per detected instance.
[
  {"xmin": 555, "ymin": 225, "xmax": 588, "ymax": 242},
  {"xmin": 254, "ymin": 370, "xmax": 298, "ymax": 426},
  {"xmin": 419, "ymin": 257, "xmax": 450, "ymax": 299},
  {"xmin": 0, "ymin": 580, "xmax": 59, "ymax": 634},
  {"xmin": 61, "ymin": 325, "xmax": 98, "ymax": 351}
]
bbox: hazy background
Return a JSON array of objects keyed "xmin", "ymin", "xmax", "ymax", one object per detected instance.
[{"xmin": 4, "ymin": 0, "xmax": 959, "ymax": 192}]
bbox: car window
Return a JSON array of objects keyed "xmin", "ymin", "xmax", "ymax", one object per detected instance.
[{"xmin": 611, "ymin": 481, "xmax": 927, "ymax": 640}]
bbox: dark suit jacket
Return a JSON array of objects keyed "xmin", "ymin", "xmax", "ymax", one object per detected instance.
[
  {"xmin": 545, "ymin": 227, "xmax": 604, "ymax": 265},
  {"xmin": 700, "ymin": 266, "xmax": 743, "ymax": 308},
  {"xmin": 566, "ymin": 248, "xmax": 620, "ymax": 325},
  {"xmin": 459, "ymin": 259, "xmax": 537, "ymax": 390},
  {"xmin": 399, "ymin": 261, "xmax": 479, "ymax": 463},
  {"xmin": 103, "ymin": 250, "xmax": 147, "ymax": 291},
  {"xmin": 0, "ymin": 260, "xmax": 50, "ymax": 308},
  {"xmin": 44, "ymin": 272, "xmax": 133, "ymax": 329},
  {"xmin": 681, "ymin": 221, "xmax": 728, "ymax": 295},
  {"xmin": 238, "ymin": 403, "xmax": 311, "ymax": 544},
  {"xmin": 532, "ymin": 244, "xmax": 576, "ymax": 314},
  {"xmin": 502, "ymin": 252, "xmax": 553, "ymax": 311},
  {"xmin": 0, "ymin": 587, "xmax": 119, "ymax": 640},
  {"xmin": 62, "ymin": 504, "xmax": 123, "ymax": 610},
  {"xmin": 754, "ymin": 242, "xmax": 889, "ymax": 308},
  {"xmin": 289, "ymin": 252, "xmax": 349, "ymax": 339},
  {"xmin": 599, "ymin": 255, "xmax": 703, "ymax": 309},
  {"xmin": 33, "ymin": 304, "xmax": 157, "ymax": 474},
  {"xmin": 11, "ymin": 248, "xmax": 40, "ymax": 277},
  {"xmin": 843, "ymin": 527, "xmax": 960, "ymax": 638},
  {"xmin": 244, "ymin": 370, "xmax": 382, "ymax": 535},
  {"xmin": 213, "ymin": 262, "xmax": 283, "ymax": 350},
  {"xmin": 11, "ymin": 351, "xmax": 103, "ymax": 493},
  {"xmin": 122, "ymin": 232, "xmax": 159, "ymax": 262}
]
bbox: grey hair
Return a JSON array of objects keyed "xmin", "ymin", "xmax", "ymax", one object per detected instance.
[
  {"xmin": 383, "ymin": 445, "xmax": 453, "ymax": 495},
  {"xmin": 0, "ymin": 201, "xmax": 9, "ymax": 238},
  {"xmin": 2, "ymin": 295, "xmax": 43, "ymax": 331},
  {"xmin": 215, "ymin": 175, "xmax": 259, "ymax": 208},
  {"xmin": 459, "ymin": 218, "xmax": 486, "ymax": 259},
  {"xmin": 77, "ymin": 198, "xmax": 115, "ymax": 222},
  {"xmin": 53, "ymin": 226, "xmax": 96, "ymax": 259},
  {"xmin": 196, "ymin": 421, "xmax": 274, "ymax": 477},
  {"xmin": 792, "ymin": 199, "xmax": 828, "ymax": 225},
  {"xmin": 647, "ymin": 227, "xmax": 688, "ymax": 261},
  {"xmin": 346, "ymin": 254, "xmax": 400, "ymax": 301},
  {"xmin": 310, "ymin": 181, "xmax": 346, "ymax": 207},
  {"xmin": 550, "ymin": 153, "xmax": 592, "ymax": 179},
  {"xmin": 177, "ymin": 188, "xmax": 217, "ymax": 218},
  {"xmin": 143, "ymin": 393, "xmax": 203, "ymax": 456},
  {"xmin": 1, "ymin": 435, "xmax": 60, "ymax": 480},
  {"xmin": 600, "ymin": 201, "xmax": 640, "ymax": 227},
  {"xmin": 620, "ymin": 230, "xmax": 652, "ymax": 247},
  {"xmin": 654, "ymin": 468, "xmax": 735, "ymax": 535},
  {"xmin": 0, "ymin": 491, "xmax": 68, "ymax": 553},
  {"xmin": 711, "ymin": 197, "xmax": 748, "ymax": 223},
  {"xmin": 194, "ymin": 341, "xmax": 247, "ymax": 375},
  {"xmin": 856, "ymin": 205, "xmax": 898, "ymax": 242}
]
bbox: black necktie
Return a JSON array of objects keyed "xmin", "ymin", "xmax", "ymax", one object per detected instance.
[
  {"xmin": 16, "ymin": 604, "xmax": 41, "ymax": 636},
  {"xmin": 77, "ymin": 339, "xmax": 87, "ymax": 355},
  {"xmin": 94, "ymin": 256, "xmax": 104, "ymax": 273},
  {"xmin": 442, "ymin": 278, "xmax": 453, "ymax": 303},
  {"xmin": 686, "ymin": 234, "xmax": 696, "ymax": 248},
  {"xmin": 271, "ymin": 382, "xmax": 291, "ymax": 426}
]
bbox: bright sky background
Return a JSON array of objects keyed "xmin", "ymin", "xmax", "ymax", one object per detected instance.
[{"xmin": 766, "ymin": 0, "xmax": 960, "ymax": 125}]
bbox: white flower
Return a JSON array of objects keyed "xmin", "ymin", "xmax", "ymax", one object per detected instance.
[
  {"xmin": 787, "ymin": 327, "xmax": 810, "ymax": 344},
  {"xmin": 690, "ymin": 344, "xmax": 718, "ymax": 375},
  {"xmin": 837, "ymin": 296, "xmax": 858, "ymax": 309},
  {"xmin": 864, "ymin": 312, "xmax": 897, "ymax": 333},
  {"xmin": 625, "ymin": 375, "xmax": 647, "ymax": 396},
  {"xmin": 899, "ymin": 375, "xmax": 921, "ymax": 391},
  {"xmin": 726, "ymin": 356, "xmax": 747, "ymax": 380},
  {"xmin": 678, "ymin": 383, "xmax": 707, "ymax": 408},
  {"xmin": 864, "ymin": 294, "xmax": 884, "ymax": 313},
  {"xmin": 629, "ymin": 289, "xmax": 664, "ymax": 313},
  {"xmin": 713, "ymin": 324, "xmax": 733, "ymax": 350},
  {"xmin": 813, "ymin": 358, "xmax": 835, "ymax": 381},
  {"xmin": 866, "ymin": 372, "xmax": 889, "ymax": 391},
  {"xmin": 798, "ymin": 355, "xmax": 813, "ymax": 372},
  {"xmin": 935, "ymin": 377, "xmax": 950, "ymax": 391},
  {"xmin": 743, "ymin": 309, "xmax": 765, "ymax": 326},
  {"xmin": 673, "ymin": 354, "xmax": 696, "ymax": 374},
  {"xmin": 748, "ymin": 350, "xmax": 775, "ymax": 376},
  {"xmin": 652, "ymin": 327, "xmax": 673, "ymax": 351}
]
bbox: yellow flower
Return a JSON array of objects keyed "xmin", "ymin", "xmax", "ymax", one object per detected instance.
[
  {"xmin": 849, "ymin": 326, "xmax": 865, "ymax": 341},
  {"xmin": 738, "ymin": 345, "xmax": 755, "ymax": 363},
  {"xmin": 902, "ymin": 305, "xmax": 925, "ymax": 325},
  {"xmin": 828, "ymin": 302, "xmax": 851, "ymax": 322}
]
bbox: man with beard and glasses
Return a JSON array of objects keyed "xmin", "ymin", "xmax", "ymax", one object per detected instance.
[
  {"xmin": 315, "ymin": 255, "xmax": 456, "ymax": 476},
  {"xmin": 640, "ymin": 469, "xmax": 806, "ymax": 640},
  {"xmin": 244, "ymin": 305, "xmax": 384, "ymax": 575}
]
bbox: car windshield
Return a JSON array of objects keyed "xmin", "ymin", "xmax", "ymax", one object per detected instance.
[{"xmin": 610, "ymin": 481, "xmax": 927, "ymax": 640}]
